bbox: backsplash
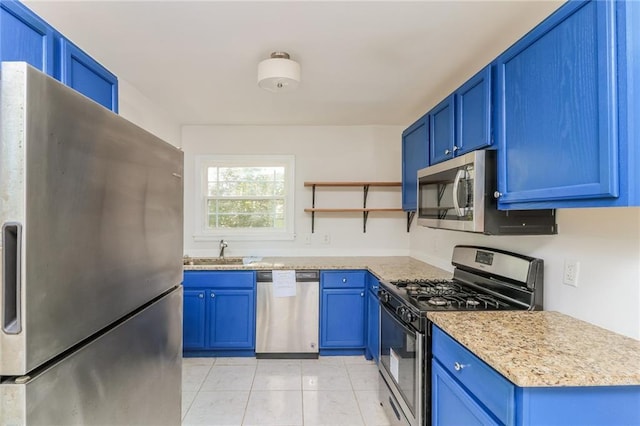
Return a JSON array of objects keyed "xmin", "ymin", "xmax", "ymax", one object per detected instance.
[{"xmin": 410, "ymin": 207, "xmax": 640, "ymax": 339}]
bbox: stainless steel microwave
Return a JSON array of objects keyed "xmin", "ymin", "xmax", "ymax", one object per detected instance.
[{"xmin": 417, "ymin": 150, "xmax": 557, "ymax": 234}]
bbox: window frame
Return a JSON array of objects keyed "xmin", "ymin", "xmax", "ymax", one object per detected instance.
[{"xmin": 193, "ymin": 154, "xmax": 295, "ymax": 241}]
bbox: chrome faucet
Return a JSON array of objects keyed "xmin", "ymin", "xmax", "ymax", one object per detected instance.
[{"xmin": 219, "ymin": 239, "xmax": 228, "ymax": 259}]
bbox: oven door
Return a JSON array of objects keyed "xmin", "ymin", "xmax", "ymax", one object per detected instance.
[{"xmin": 379, "ymin": 303, "xmax": 423, "ymax": 426}]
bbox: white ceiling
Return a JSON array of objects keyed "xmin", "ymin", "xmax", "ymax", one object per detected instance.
[{"xmin": 26, "ymin": 1, "xmax": 563, "ymax": 126}]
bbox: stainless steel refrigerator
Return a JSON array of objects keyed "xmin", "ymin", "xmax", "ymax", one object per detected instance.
[{"xmin": 0, "ymin": 62, "xmax": 184, "ymax": 425}]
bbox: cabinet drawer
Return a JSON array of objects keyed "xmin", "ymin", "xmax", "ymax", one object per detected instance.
[
  {"xmin": 321, "ymin": 270, "xmax": 366, "ymax": 288},
  {"xmin": 183, "ymin": 271, "xmax": 255, "ymax": 289},
  {"xmin": 432, "ymin": 326, "xmax": 515, "ymax": 424}
]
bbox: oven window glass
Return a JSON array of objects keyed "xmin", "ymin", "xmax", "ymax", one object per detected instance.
[{"xmin": 379, "ymin": 305, "xmax": 417, "ymax": 416}]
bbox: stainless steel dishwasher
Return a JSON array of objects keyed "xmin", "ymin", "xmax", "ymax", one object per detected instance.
[{"xmin": 255, "ymin": 270, "xmax": 319, "ymax": 358}]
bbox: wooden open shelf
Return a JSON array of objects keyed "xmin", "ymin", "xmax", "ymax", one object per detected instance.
[
  {"xmin": 304, "ymin": 181, "xmax": 406, "ymax": 233},
  {"xmin": 304, "ymin": 182, "xmax": 402, "ymax": 187},
  {"xmin": 304, "ymin": 208, "xmax": 403, "ymax": 212}
]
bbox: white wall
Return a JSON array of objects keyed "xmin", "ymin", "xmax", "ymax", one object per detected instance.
[
  {"xmin": 118, "ymin": 78, "xmax": 182, "ymax": 148},
  {"xmin": 182, "ymin": 125, "xmax": 640, "ymax": 339},
  {"xmin": 181, "ymin": 125, "xmax": 409, "ymax": 257},
  {"xmin": 410, "ymin": 208, "xmax": 640, "ymax": 339}
]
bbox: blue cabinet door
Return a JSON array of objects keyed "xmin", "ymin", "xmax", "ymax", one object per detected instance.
[
  {"xmin": 432, "ymin": 360, "xmax": 499, "ymax": 426},
  {"xmin": 496, "ymin": 0, "xmax": 618, "ymax": 208},
  {"xmin": 59, "ymin": 39, "xmax": 118, "ymax": 112},
  {"xmin": 183, "ymin": 289, "xmax": 206, "ymax": 350},
  {"xmin": 429, "ymin": 95, "xmax": 455, "ymax": 165},
  {"xmin": 320, "ymin": 288, "xmax": 365, "ymax": 348},
  {"xmin": 365, "ymin": 274, "xmax": 379, "ymax": 363},
  {"xmin": 401, "ymin": 115, "xmax": 429, "ymax": 211},
  {"xmin": 207, "ymin": 289, "xmax": 255, "ymax": 349},
  {"xmin": 455, "ymin": 65, "xmax": 492, "ymax": 156},
  {"xmin": 0, "ymin": 0, "xmax": 55, "ymax": 75}
]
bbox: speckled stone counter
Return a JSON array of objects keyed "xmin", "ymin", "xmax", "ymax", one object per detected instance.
[
  {"xmin": 184, "ymin": 256, "xmax": 451, "ymax": 282},
  {"xmin": 428, "ymin": 311, "xmax": 640, "ymax": 387}
]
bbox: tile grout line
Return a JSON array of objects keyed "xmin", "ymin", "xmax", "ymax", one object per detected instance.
[{"xmin": 182, "ymin": 358, "xmax": 217, "ymax": 421}]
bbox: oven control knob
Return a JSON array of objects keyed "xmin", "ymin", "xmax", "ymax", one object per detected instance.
[
  {"xmin": 378, "ymin": 290, "xmax": 390, "ymax": 303},
  {"xmin": 402, "ymin": 310, "xmax": 415, "ymax": 323}
]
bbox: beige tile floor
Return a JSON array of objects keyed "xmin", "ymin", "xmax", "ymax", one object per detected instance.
[{"xmin": 182, "ymin": 356, "xmax": 391, "ymax": 426}]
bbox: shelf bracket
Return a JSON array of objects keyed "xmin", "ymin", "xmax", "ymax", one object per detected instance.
[
  {"xmin": 407, "ymin": 211, "xmax": 416, "ymax": 232},
  {"xmin": 311, "ymin": 184, "xmax": 316, "ymax": 233},
  {"xmin": 363, "ymin": 185, "xmax": 370, "ymax": 233}
]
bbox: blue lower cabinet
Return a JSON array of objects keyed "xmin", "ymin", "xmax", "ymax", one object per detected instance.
[
  {"xmin": 207, "ymin": 289, "xmax": 255, "ymax": 349},
  {"xmin": 183, "ymin": 271, "xmax": 256, "ymax": 355},
  {"xmin": 365, "ymin": 273, "xmax": 380, "ymax": 363},
  {"xmin": 432, "ymin": 326, "xmax": 640, "ymax": 426},
  {"xmin": 320, "ymin": 289, "xmax": 365, "ymax": 348},
  {"xmin": 432, "ymin": 360, "xmax": 499, "ymax": 426},
  {"xmin": 320, "ymin": 270, "xmax": 366, "ymax": 353},
  {"xmin": 183, "ymin": 289, "xmax": 206, "ymax": 350}
]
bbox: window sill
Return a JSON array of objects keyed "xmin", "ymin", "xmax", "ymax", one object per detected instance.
[{"xmin": 192, "ymin": 232, "xmax": 295, "ymax": 242}]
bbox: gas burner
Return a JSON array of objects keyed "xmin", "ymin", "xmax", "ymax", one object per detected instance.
[
  {"xmin": 466, "ymin": 299, "xmax": 480, "ymax": 307},
  {"xmin": 476, "ymin": 294, "xmax": 503, "ymax": 309},
  {"xmin": 391, "ymin": 279, "xmax": 423, "ymax": 288},
  {"xmin": 434, "ymin": 283, "xmax": 454, "ymax": 291},
  {"xmin": 427, "ymin": 297, "xmax": 449, "ymax": 306}
]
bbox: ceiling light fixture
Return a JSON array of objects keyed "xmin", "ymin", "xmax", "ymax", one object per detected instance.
[{"xmin": 257, "ymin": 52, "xmax": 300, "ymax": 92}]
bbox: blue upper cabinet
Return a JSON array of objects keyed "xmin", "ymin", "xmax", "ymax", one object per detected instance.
[
  {"xmin": 455, "ymin": 66, "xmax": 492, "ymax": 156},
  {"xmin": 430, "ymin": 66, "xmax": 493, "ymax": 166},
  {"xmin": 429, "ymin": 95, "xmax": 455, "ymax": 164},
  {"xmin": 495, "ymin": 0, "xmax": 640, "ymax": 209},
  {"xmin": 0, "ymin": 0, "xmax": 54, "ymax": 75},
  {"xmin": 0, "ymin": 0, "xmax": 118, "ymax": 112},
  {"xmin": 401, "ymin": 114, "xmax": 429, "ymax": 211},
  {"xmin": 59, "ymin": 39, "xmax": 118, "ymax": 112}
]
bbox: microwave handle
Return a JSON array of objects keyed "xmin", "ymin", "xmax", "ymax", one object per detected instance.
[{"xmin": 452, "ymin": 169, "xmax": 466, "ymax": 217}]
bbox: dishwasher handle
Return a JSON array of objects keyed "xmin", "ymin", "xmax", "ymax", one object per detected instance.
[{"xmin": 256, "ymin": 270, "xmax": 319, "ymax": 282}]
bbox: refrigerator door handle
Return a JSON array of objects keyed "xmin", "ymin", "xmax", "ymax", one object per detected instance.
[{"xmin": 2, "ymin": 222, "xmax": 22, "ymax": 334}]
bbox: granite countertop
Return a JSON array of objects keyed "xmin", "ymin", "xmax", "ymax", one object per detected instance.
[
  {"xmin": 428, "ymin": 311, "xmax": 640, "ymax": 387},
  {"xmin": 184, "ymin": 256, "xmax": 451, "ymax": 282}
]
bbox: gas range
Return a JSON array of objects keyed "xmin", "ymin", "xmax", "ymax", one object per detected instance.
[
  {"xmin": 376, "ymin": 245, "xmax": 544, "ymax": 426},
  {"xmin": 379, "ymin": 245, "xmax": 544, "ymax": 318}
]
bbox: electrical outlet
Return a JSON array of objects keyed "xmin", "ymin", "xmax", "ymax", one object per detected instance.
[
  {"xmin": 563, "ymin": 260, "xmax": 580, "ymax": 287},
  {"xmin": 322, "ymin": 233, "xmax": 331, "ymax": 244}
]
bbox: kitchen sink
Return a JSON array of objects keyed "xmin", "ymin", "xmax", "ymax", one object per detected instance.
[{"xmin": 183, "ymin": 257, "xmax": 245, "ymax": 266}]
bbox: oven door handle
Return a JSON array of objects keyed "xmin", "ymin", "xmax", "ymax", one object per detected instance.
[{"xmin": 415, "ymin": 330, "xmax": 424, "ymax": 426}]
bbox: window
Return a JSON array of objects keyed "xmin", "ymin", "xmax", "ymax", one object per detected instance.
[{"xmin": 194, "ymin": 155, "xmax": 295, "ymax": 240}]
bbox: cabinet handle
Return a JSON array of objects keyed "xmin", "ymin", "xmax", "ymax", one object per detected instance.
[
  {"xmin": 342, "ymin": 278, "xmax": 347, "ymax": 283},
  {"xmin": 453, "ymin": 145, "xmax": 459, "ymax": 152},
  {"xmin": 494, "ymin": 191, "xmax": 502, "ymax": 199},
  {"xmin": 199, "ymin": 294, "xmax": 204, "ymax": 299},
  {"xmin": 454, "ymin": 362, "xmax": 468, "ymax": 371},
  {"xmin": 444, "ymin": 149, "xmax": 451, "ymax": 155},
  {"xmin": 360, "ymin": 292, "xmax": 364, "ymax": 297},
  {"xmin": 211, "ymin": 293, "xmax": 215, "ymax": 298}
]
